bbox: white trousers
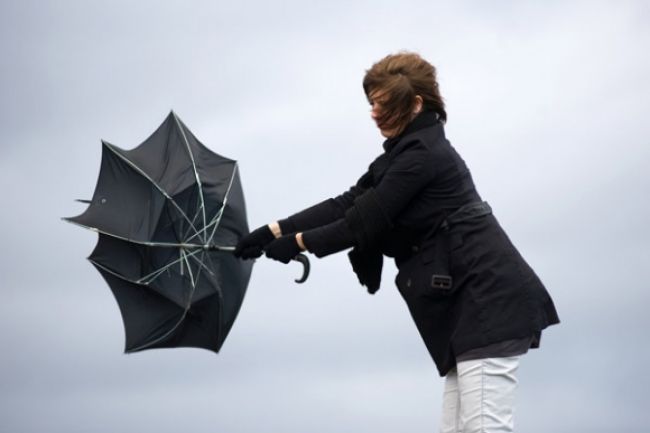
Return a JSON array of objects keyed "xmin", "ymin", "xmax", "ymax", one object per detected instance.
[{"xmin": 439, "ymin": 356, "xmax": 520, "ymax": 433}]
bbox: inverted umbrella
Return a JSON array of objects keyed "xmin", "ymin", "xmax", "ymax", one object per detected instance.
[{"xmin": 64, "ymin": 111, "xmax": 308, "ymax": 354}]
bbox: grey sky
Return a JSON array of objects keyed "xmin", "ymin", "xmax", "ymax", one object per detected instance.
[{"xmin": 1, "ymin": 1, "xmax": 649, "ymax": 432}]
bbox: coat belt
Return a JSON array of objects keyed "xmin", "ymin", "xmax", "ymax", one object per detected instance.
[{"xmin": 406, "ymin": 201, "xmax": 493, "ymax": 257}]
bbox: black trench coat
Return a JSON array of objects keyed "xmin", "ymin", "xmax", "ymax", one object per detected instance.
[{"xmin": 278, "ymin": 111, "xmax": 560, "ymax": 376}]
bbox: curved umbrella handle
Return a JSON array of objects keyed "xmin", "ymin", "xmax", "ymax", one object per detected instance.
[{"xmin": 291, "ymin": 253, "xmax": 310, "ymax": 284}]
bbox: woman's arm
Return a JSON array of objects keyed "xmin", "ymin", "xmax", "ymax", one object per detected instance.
[
  {"xmin": 275, "ymin": 171, "xmax": 372, "ymax": 235},
  {"xmin": 236, "ymin": 170, "xmax": 371, "ymax": 259},
  {"xmin": 298, "ymin": 141, "xmax": 435, "ymax": 257}
]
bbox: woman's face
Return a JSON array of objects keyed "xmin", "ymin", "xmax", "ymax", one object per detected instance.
[
  {"xmin": 368, "ymin": 90, "xmax": 399, "ymax": 138},
  {"xmin": 368, "ymin": 90, "xmax": 423, "ymax": 139}
]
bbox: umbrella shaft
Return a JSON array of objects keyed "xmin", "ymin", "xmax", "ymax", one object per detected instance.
[{"xmin": 179, "ymin": 243, "xmax": 234, "ymax": 251}]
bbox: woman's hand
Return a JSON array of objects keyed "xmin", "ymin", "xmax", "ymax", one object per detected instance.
[
  {"xmin": 265, "ymin": 234, "xmax": 304, "ymax": 264},
  {"xmin": 234, "ymin": 224, "xmax": 276, "ymax": 259}
]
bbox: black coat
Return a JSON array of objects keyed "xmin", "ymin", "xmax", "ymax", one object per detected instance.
[{"xmin": 279, "ymin": 111, "xmax": 560, "ymax": 376}]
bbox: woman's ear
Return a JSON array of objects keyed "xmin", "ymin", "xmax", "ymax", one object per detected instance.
[{"xmin": 413, "ymin": 95, "xmax": 424, "ymax": 114}]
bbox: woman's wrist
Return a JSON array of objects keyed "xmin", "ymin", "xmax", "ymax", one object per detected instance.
[
  {"xmin": 268, "ymin": 221, "xmax": 282, "ymax": 239},
  {"xmin": 296, "ymin": 232, "xmax": 306, "ymax": 251}
]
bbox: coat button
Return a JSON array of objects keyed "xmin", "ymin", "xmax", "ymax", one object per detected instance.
[
  {"xmin": 406, "ymin": 278, "xmax": 412, "ymax": 288},
  {"xmin": 411, "ymin": 245, "xmax": 419, "ymax": 253}
]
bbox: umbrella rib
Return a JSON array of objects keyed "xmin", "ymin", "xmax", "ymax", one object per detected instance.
[
  {"xmin": 129, "ymin": 312, "xmax": 188, "ymax": 353},
  {"xmin": 172, "ymin": 112, "xmax": 207, "ymax": 243},
  {"xmin": 182, "ymin": 202, "xmax": 204, "ymax": 242},
  {"xmin": 89, "ymin": 250, "xmax": 201, "ymax": 287},
  {"xmin": 181, "ymin": 163, "xmax": 237, "ymax": 245},
  {"xmin": 181, "ymin": 249, "xmax": 208, "ymax": 303},
  {"xmin": 184, "ymin": 209, "xmax": 212, "ymax": 244},
  {"xmin": 182, "ymin": 200, "xmax": 205, "ymax": 243},
  {"xmin": 181, "ymin": 249, "xmax": 196, "ymax": 293},
  {"xmin": 203, "ymin": 252, "xmax": 225, "ymax": 345},
  {"xmin": 138, "ymin": 249, "xmax": 202, "ymax": 285},
  {"xmin": 89, "ymin": 258, "xmax": 133, "ymax": 282},
  {"xmin": 207, "ymin": 164, "xmax": 239, "ymax": 244},
  {"xmin": 103, "ymin": 141, "xmax": 202, "ymax": 241},
  {"xmin": 188, "ymin": 250, "xmax": 216, "ymax": 278},
  {"xmin": 207, "ymin": 164, "xmax": 237, "ymax": 243},
  {"xmin": 139, "ymin": 265, "xmax": 172, "ymax": 286},
  {"xmin": 193, "ymin": 250, "xmax": 206, "ymax": 295},
  {"xmin": 180, "ymin": 249, "xmax": 203, "ymax": 328},
  {"xmin": 91, "ymin": 252, "xmax": 196, "ymax": 352},
  {"xmin": 63, "ymin": 219, "xmax": 208, "ymax": 249},
  {"xmin": 203, "ymin": 252, "xmax": 227, "ymax": 305}
]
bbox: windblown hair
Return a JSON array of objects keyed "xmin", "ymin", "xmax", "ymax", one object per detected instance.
[{"xmin": 363, "ymin": 52, "xmax": 447, "ymax": 135}]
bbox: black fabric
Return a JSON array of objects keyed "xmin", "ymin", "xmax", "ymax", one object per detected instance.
[
  {"xmin": 440, "ymin": 201, "xmax": 493, "ymax": 230},
  {"xmin": 347, "ymin": 247, "xmax": 383, "ymax": 294},
  {"xmin": 275, "ymin": 112, "xmax": 439, "ymax": 245},
  {"xmin": 381, "ymin": 110, "xmax": 441, "ymax": 153},
  {"xmin": 268, "ymin": 110, "xmax": 560, "ymax": 375},
  {"xmin": 393, "ymin": 201, "xmax": 493, "ymax": 298},
  {"xmin": 277, "ymin": 217, "xmax": 297, "ymax": 235},
  {"xmin": 234, "ymin": 224, "xmax": 275, "ymax": 259},
  {"xmin": 265, "ymin": 234, "xmax": 302, "ymax": 264},
  {"xmin": 301, "ymin": 218, "xmax": 355, "ymax": 258},
  {"xmin": 278, "ymin": 171, "xmax": 374, "ymax": 236},
  {"xmin": 344, "ymin": 188, "xmax": 393, "ymax": 250},
  {"xmin": 301, "ymin": 188, "xmax": 392, "ymax": 286},
  {"xmin": 65, "ymin": 112, "xmax": 253, "ymax": 354}
]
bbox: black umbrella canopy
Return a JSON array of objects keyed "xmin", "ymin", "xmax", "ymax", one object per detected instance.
[{"xmin": 65, "ymin": 111, "xmax": 253, "ymax": 353}]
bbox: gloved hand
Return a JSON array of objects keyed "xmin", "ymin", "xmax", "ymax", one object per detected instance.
[
  {"xmin": 234, "ymin": 225, "xmax": 276, "ymax": 259},
  {"xmin": 265, "ymin": 234, "xmax": 302, "ymax": 264}
]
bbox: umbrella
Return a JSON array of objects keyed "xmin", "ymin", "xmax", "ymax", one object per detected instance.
[{"xmin": 64, "ymin": 111, "xmax": 308, "ymax": 354}]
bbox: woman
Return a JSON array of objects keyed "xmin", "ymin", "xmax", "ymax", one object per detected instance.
[{"xmin": 234, "ymin": 52, "xmax": 559, "ymax": 433}]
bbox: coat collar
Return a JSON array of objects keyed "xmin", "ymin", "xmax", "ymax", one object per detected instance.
[{"xmin": 382, "ymin": 110, "xmax": 440, "ymax": 153}]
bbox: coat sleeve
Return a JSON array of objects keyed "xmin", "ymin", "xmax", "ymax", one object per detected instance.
[
  {"xmin": 302, "ymin": 141, "xmax": 436, "ymax": 257},
  {"xmin": 370, "ymin": 140, "xmax": 435, "ymax": 220},
  {"xmin": 277, "ymin": 171, "xmax": 372, "ymax": 234}
]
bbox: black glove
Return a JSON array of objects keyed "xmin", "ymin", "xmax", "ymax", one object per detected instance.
[
  {"xmin": 234, "ymin": 225, "xmax": 276, "ymax": 259},
  {"xmin": 265, "ymin": 235, "xmax": 302, "ymax": 264}
]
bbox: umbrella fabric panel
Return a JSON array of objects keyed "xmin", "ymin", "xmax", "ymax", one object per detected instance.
[
  {"xmin": 66, "ymin": 143, "xmax": 168, "ymax": 242},
  {"xmin": 89, "ymin": 232, "xmax": 252, "ymax": 322},
  {"xmin": 96, "ymin": 263, "xmax": 233, "ymax": 353},
  {"xmin": 96, "ymin": 265, "xmax": 188, "ymax": 353},
  {"xmin": 207, "ymin": 250, "xmax": 253, "ymax": 341},
  {"xmin": 195, "ymin": 169, "xmax": 249, "ymax": 248},
  {"xmin": 115, "ymin": 113, "xmax": 198, "ymax": 198},
  {"xmin": 173, "ymin": 117, "xmax": 247, "ymax": 246},
  {"xmin": 89, "ymin": 233, "xmax": 222, "ymax": 308},
  {"xmin": 154, "ymin": 182, "xmax": 203, "ymax": 245},
  {"xmin": 142, "ymin": 295, "xmax": 224, "ymax": 352},
  {"xmin": 114, "ymin": 112, "xmax": 244, "ymax": 247}
]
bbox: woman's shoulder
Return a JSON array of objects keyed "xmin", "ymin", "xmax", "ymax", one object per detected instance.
[
  {"xmin": 389, "ymin": 130, "xmax": 444, "ymax": 164},
  {"xmin": 395, "ymin": 122, "xmax": 446, "ymax": 153}
]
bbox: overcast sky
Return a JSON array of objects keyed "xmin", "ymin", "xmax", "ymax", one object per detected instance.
[{"xmin": 1, "ymin": 1, "xmax": 649, "ymax": 432}]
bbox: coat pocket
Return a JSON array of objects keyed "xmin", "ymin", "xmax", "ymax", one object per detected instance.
[{"xmin": 396, "ymin": 240, "xmax": 455, "ymax": 300}]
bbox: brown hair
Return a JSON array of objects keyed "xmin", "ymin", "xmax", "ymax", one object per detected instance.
[{"xmin": 363, "ymin": 52, "xmax": 446, "ymax": 135}]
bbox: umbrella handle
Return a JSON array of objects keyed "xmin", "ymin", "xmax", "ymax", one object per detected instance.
[
  {"xmin": 291, "ymin": 254, "xmax": 310, "ymax": 283},
  {"xmin": 220, "ymin": 245, "xmax": 309, "ymax": 283}
]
